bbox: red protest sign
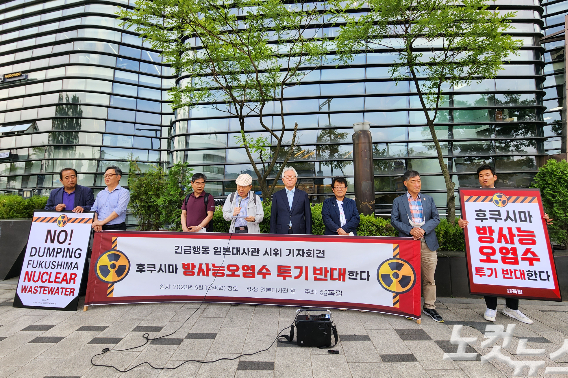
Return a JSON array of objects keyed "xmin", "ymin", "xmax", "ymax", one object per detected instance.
[{"xmin": 460, "ymin": 188, "xmax": 560, "ymax": 301}]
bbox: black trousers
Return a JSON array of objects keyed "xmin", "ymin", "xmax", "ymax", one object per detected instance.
[
  {"xmin": 102, "ymin": 222, "xmax": 126, "ymax": 231},
  {"xmin": 484, "ymin": 296, "xmax": 518, "ymax": 310}
]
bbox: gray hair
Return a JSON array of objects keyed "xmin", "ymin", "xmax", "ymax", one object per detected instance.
[
  {"xmin": 403, "ymin": 170, "xmax": 420, "ymax": 181},
  {"xmin": 282, "ymin": 166, "xmax": 298, "ymax": 178}
]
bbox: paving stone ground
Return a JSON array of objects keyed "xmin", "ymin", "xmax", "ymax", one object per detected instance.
[{"xmin": 1, "ymin": 277, "xmax": 568, "ymax": 377}]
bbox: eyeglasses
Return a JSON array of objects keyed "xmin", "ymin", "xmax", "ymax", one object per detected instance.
[{"xmin": 104, "ymin": 174, "xmax": 117, "ymax": 179}]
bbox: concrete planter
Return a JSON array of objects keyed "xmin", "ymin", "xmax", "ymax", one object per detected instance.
[{"xmin": 0, "ymin": 219, "xmax": 32, "ymax": 280}]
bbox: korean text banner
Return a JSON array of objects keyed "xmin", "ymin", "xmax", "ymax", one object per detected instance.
[
  {"xmin": 460, "ymin": 188, "xmax": 560, "ymax": 300},
  {"xmin": 14, "ymin": 211, "xmax": 94, "ymax": 310},
  {"xmin": 86, "ymin": 232, "xmax": 422, "ymax": 319}
]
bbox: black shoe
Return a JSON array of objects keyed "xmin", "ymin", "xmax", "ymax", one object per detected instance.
[{"xmin": 423, "ymin": 307, "xmax": 444, "ymax": 323}]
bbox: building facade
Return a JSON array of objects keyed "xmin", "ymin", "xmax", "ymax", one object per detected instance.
[
  {"xmin": 0, "ymin": 0, "xmax": 561, "ymax": 216},
  {"xmin": 541, "ymin": 0, "xmax": 567, "ymax": 156},
  {"xmin": 0, "ymin": 0, "xmax": 174, "ymax": 202}
]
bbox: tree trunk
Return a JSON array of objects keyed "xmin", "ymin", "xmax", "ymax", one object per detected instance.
[{"xmin": 426, "ymin": 119, "xmax": 456, "ymax": 223}]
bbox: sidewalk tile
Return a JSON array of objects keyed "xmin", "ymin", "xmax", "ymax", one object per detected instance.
[{"xmin": 237, "ymin": 361, "xmax": 274, "ymax": 370}]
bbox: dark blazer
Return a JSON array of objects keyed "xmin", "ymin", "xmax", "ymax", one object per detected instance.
[
  {"xmin": 45, "ymin": 185, "xmax": 95, "ymax": 212},
  {"xmin": 321, "ymin": 197, "xmax": 360, "ymax": 235},
  {"xmin": 390, "ymin": 193, "xmax": 440, "ymax": 251},
  {"xmin": 270, "ymin": 188, "xmax": 312, "ymax": 234}
]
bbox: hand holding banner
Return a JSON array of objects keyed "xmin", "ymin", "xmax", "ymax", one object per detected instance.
[{"xmin": 86, "ymin": 232, "xmax": 423, "ymax": 320}]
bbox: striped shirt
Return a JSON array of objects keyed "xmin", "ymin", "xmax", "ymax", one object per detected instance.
[{"xmin": 407, "ymin": 192, "xmax": 424, "ymax": 225}]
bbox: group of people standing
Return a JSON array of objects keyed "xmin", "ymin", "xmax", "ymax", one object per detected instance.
[
  {"xmin": 45, "ymin": 164, "xmax": 550, "ymax": 326},
  {"xmin": 181, "ymin": 167, "xmax": 360, "ymax": 237},
  {"xmin": 45, "ymin": 166, "xmax": 130, "ymax": 231}
]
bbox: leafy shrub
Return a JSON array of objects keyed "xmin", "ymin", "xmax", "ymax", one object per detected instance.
[
  {"xmin": 357, "ymin": 214, "xmax": 397, "ymax": 237},
  {"xmin": 311, "ymin": 203, "xmax": 324, "ymax": 235},
  {"xmin": 26, "ymin": 195, "xmax": 49, "ymax": 215},
  {"xmin": 259, "ymin": 201, "xmax": 272, "ymax": 234},
  {"xmin": 211, "ymin": 205, "xmax": 229, "ymax": 233},
  {"xmin": 128, "ymin": 161, "xmax": 192, "ymax": 231},
  {"xmin": 435, "ymin": 218, "xmax": 466, "ymax": 252},
  {"xmin": 0, "ymin": 195, "xmax": 48, "ymax": 219},
  {"xmin": 531, "ymin": 159, "xmax": 568, "ymax": 246},
  {"xmin": 158, "ymin": 162, "xmax": 193, "ymax": 230}
]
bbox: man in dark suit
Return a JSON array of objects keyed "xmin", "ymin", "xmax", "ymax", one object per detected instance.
[
  {"xmin": 45, "ymin": 168, "xmax": 94, "ymax": 213},
  {"xmin": 391, "ymin": 170, "xmax": 442, "ymax": 322},
  {"xmin": 321, "ymin": 177, "xmax": 360, "ymax": 235},
  {"xmin": 270, "ymin": 167, "xmax": 311, "ymax": 234}
]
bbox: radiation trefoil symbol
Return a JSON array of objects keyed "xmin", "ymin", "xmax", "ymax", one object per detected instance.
[
  {"xmin": 95, "ymin": 250, "xmax": 130, "ymax": 284},
  {"xmin": 377, "ymin": 258, "xmax": 416, "ymax": 294},
  {"xmin": 56, "ymin": 214, "xmax": 68, "ymax": 227},
  {"xmin": 492, "ymin": 193, "xmax": 508, "ymax": 208}
]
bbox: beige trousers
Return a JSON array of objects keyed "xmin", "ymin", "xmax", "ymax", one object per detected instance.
[{"xmin": 421, "ymin": 239, "xmax": 437, "ymax": 309}]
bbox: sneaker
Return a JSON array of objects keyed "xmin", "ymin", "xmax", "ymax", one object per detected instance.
[
  {"xmin": 484, "ymin": 308, "xmax": 497, "ymax": 322},
  {"xmin": 423, "ymin": 307, "xmax": 444, "ymax": 323},
  {"xmin": 502, "ymin": 307, "xmax": 533, "ymax": 324}
]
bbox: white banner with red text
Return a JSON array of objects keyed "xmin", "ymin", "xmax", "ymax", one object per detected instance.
[
  {"xmin": 460, "ymin": 188, "xmax": 560, "ymax": 300},
  {"xmin": 14, "ymin": 211, "xmax": 93, "ymax": 310},
  {"xmin": 85, "ymin": 232, "xmax": 422, "ymax": 319}
]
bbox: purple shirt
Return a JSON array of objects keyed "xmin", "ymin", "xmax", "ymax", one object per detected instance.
[
  {"xmin": 181, "ymin": 192, "xmax": 215, "ymax": 227},
  {"xmin": 62, "ymin": 191, "xmax": 75, "ymax": 211}
]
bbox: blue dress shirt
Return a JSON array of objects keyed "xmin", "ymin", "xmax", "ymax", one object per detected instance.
[{"xmin": 91, "ymin": 185, "xmax": 130, "ymax": 225}]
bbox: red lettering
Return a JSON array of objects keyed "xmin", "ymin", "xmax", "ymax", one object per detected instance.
[
  {"xmin": 23, "ymin": 271, "xmax": 33, "ymax": 283},
  {"xmin": 69, "ymin": 273, "xmax": 77, "ymax": 285},
  {"xmin": 41, "ymin": 272, "xmax": 49, "ymax": 283},
  {"xmin": 54, "ymin": 272, "xmax": 62, "ymax": 284}
]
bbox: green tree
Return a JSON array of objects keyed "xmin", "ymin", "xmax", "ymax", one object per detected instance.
[
  {"xmin": 128, "ymin": 161, "xmax": 193, "ymax": 230},
  {"xmin": 119, "ymin": 0, "xmax": 336, "ymax": 200},
  {"xmin": 158, "ymin": 161, "xmax": 193, "ymax": 230},
  {"xmin": 335, "ymin": 0, "xmax": 522, "ymax": 222},
  {"xmin": 531, "ymin": 159, "xmax": 568, "ymax": 246}
]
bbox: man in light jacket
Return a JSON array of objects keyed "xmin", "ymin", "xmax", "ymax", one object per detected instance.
[
  {"xmin": 391, "ymin": 170, "xmax": 442, "ymax": 323},
  {"xmin": 223, "ymin": 174, "xmax": 264, "ymax": 233}
]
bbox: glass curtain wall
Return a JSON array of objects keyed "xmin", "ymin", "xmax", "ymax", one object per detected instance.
[
  {"xmin": 0, "ymin": 0, "xmax": 549, "ymax": 217},
  {"xmin": 170, "ymin": 0, "xmax": 546, "ymax": 215},
  {"xmin": 542, "ymin": 0, "xmax": 568, "ymax": 156},
  {"xmin": 0, "ymin": 0, "xmax": 174, "ymax": 208}
]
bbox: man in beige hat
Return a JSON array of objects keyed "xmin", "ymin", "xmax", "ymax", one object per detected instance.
[{"xmin": 222, "ymin": 174, "xmax": 264, "ymax": 233}]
